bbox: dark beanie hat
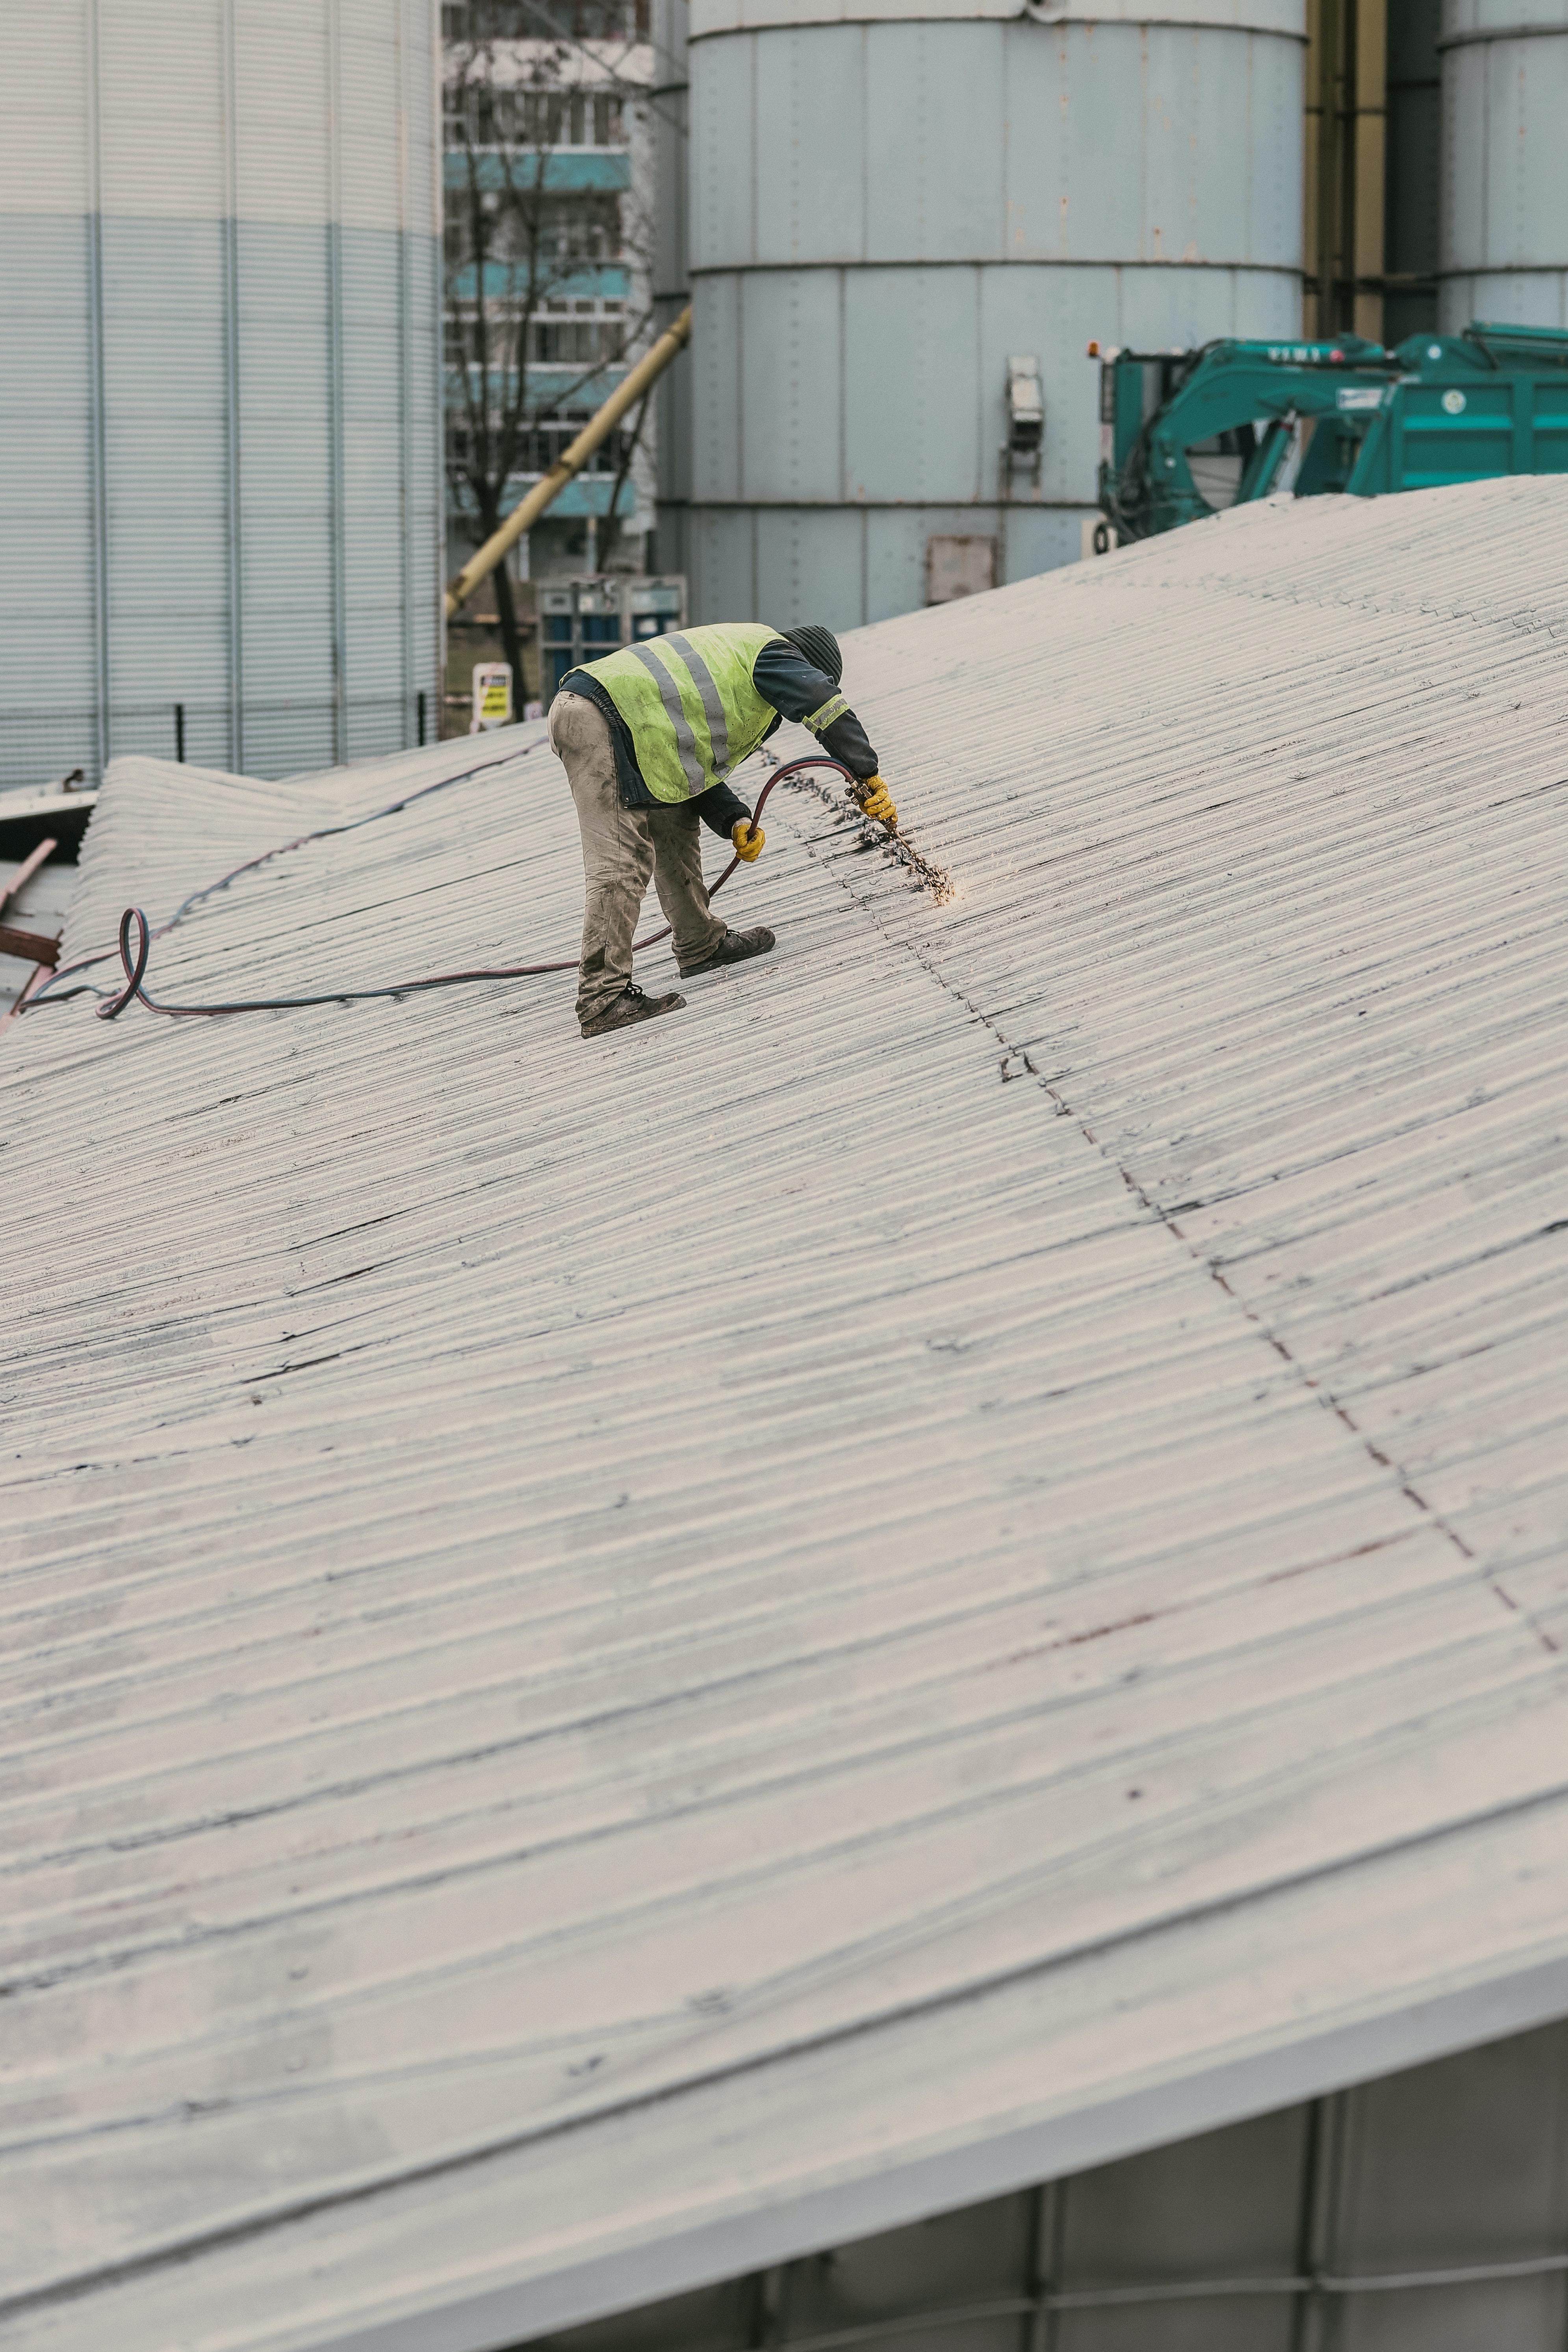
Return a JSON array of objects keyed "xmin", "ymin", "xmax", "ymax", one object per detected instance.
[{"xmin": 781, "ymin": 624, "xmax": 842, "ymax": 684}]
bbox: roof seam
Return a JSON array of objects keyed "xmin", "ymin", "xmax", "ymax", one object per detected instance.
[{"xmin": 804, "ymin": 807, "xmax": 1555, "ymax": 1664}]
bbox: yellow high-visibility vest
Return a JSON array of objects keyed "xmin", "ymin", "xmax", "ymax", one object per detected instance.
[{"xmin": 577, "ymin": 622, "xmax": 846, "ymax": 803}]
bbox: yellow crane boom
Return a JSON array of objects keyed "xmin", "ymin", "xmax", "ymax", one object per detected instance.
[{"xmin": 444, "ymin": 304, "xmax": 692, "ymax": 619}]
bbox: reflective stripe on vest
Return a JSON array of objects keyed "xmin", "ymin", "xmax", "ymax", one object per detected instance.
[
  {"xmin": 578, "ymin": 621, "xmax": 783, "ymax": 804},
  {"xmin": 659, "ymin": 633, "xmax": 731, "ymax": 772},
  {"xmin": 623, "ymin": 641, "xmax": 708, "ymax": 795}
]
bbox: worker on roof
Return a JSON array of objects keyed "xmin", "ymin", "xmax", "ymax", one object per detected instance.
[{"xmin": 549, "ymin": 622, "xmax": 894, "ymax": 1038}]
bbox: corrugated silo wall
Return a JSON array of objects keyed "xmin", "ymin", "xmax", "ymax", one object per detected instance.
[
  {"xmin": 672, "ymin": 0, "xmax": 1303, "ymax": 630},
  {"xmin": 0, "ymin": 0, "xmax": 442, "ymax": 794},
  {"xmin": 1439, "ymin": 0, "xmax": 1568, "ymax": 331}
]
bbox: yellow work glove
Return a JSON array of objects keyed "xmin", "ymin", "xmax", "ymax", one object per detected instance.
[
  {"xmin": 857, "ymin": 774, "xmax": 897, "ymax": 829},
  {"xmin": 731, "ymin": 818, "xmax": 765, "ymax": 863}
]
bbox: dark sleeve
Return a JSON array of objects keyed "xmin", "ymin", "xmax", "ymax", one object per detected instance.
[
  {"xmin": 751, "ymin": 638, "xmax": 879, "ymax": 779},
  {"xmin": 694, "ymin": 781, "xmax": 750, "ymax": 840}
]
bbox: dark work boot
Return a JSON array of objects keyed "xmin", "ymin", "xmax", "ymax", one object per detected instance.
[
  {"xmin": 678, "ymin": 925, "xmax": 777, "ymax": 979},
  {"xmin": 580, "ymin": 982, "xmax": 686, "ymax": 1039}
]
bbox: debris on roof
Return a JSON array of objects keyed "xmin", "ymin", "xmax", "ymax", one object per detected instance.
[
  {"xmin": 4, "ymin": 478, "xmax": 1568, "ymax": 2352},
  {"xmin": 0, "ymin": 840, "xmax": 72, "ymax": 1026}
]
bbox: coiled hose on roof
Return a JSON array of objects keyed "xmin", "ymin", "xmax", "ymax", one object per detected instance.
[{"xmin": 25, "ymin": 744, "xmax": 858, "ymax": 1023}]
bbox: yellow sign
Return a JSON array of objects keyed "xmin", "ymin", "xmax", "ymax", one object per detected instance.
[{"xmin": 470, "ymin": 662, "xmax": 514, "ymax": 733}]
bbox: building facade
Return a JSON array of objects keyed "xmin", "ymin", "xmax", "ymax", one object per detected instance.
[{"xmin": 442, "ymin": 0, "xmax": 659, "ymax": 592}]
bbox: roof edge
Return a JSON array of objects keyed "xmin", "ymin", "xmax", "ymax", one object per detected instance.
[{"xmin": 276, "ymin": 1942, "xmax": 1568, "ymax": 2352}]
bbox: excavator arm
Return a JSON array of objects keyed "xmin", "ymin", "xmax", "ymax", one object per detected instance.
[
  {"xmin": 1097, "ymin": 337, "xmax": 1392, "ymax": 541},
  {"xmin": 1094, "ymin": 324, "xmax": 1568, "ymax": 542}
]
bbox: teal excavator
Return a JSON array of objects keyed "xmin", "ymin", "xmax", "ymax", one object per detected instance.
[{"xmin": 1093, "ymin": 322, "xmax": 1568, "ymax": 542}]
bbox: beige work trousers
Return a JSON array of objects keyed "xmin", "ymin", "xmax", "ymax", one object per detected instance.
[{"xmin": 549, "ymin": 690, "xmax": 727, "ymax": 1026}]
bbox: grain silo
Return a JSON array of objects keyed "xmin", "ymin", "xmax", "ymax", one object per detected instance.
[
  {"xmin": 1439, "ymin": 0, "xmax": 1568, "ymax": 329},
  {"xmin": 0, "ymin": 0, "xmax": 442, "ymax": 794},
  {"xmin": 669, "ymin": 0, "xmax": 1304, "ymax": 628}
]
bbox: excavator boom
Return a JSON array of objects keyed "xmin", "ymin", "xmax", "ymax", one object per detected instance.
[{"xmin": 1095, "ymin": 324, "xmax": 1568, "ymax": 542}]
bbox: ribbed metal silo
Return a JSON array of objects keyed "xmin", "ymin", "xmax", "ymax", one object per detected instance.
[
  {"xmin": 0, "ymin": 0, "xmax": 442, "ymax": 794},
  {"xmin": 675, "ymin": 0, "xmax": 1304, "ymax": 629},
  {"xmin": 1439, "ymin": 0, "xmax": 1568, "ymax": 330}
]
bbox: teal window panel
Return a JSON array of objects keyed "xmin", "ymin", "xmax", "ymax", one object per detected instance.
[{"xmin": 443, "ymin": 148, "xmax": 630, "ymax": 193}]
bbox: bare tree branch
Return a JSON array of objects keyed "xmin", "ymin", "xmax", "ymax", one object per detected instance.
[{"xmin": 444, "ymin": 7, "xmax": 656, "ymax": 683}]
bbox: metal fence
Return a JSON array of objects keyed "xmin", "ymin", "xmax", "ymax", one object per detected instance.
[{"xmin": 0, "ymin": 695, "xmax": 438, "ymax": 798}]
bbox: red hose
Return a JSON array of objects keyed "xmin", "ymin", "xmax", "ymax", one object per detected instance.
[
  {"xmin": 88, "ymin": 753, "xmax": 856, "ymax": 1022},
  {"xmin": 33, "ymin": 742, "xmax": 540, "ymax": 1009}
]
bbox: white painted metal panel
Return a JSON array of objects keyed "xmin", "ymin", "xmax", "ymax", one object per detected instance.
[
  {"xmin": 862, "ymin": 20, "xmax": 1007, "ymax": 263},
  {"xmin": 96, "ymin": 0, "xmax": 228, "ymax": 218},
  {"xmin": 843, "ymin": 265, "xmax": 986, "ymax": 501},
  {"xmin": 691, "ymin": 274, "xmax": 748, "ymax": 502},
  {"xmin": 690, "ymin": 21, "xmax": 758, "ymax": 263},
  {"xmin": 0, "ymin": 2, "xmax": 91, "ymax": 216},
  {"xmin": 754, "ymin": 505, "xmax": 865, "ymax": 624},
  {"xmin": 2, "ymin": 480, "xmax": 1568, "ymax": 2348},
  {"xmin": 737, "ymin": 270, "xmax": 844, "ymax": 503},
  {"xmin": 690, "ymin": 499, "xmax": 759, "ymax": 610}
]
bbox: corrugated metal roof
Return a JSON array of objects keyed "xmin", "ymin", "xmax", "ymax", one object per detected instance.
[{"xmin": 4, "ymin": 478, "xmax": 1568, "ymax": 2351}]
